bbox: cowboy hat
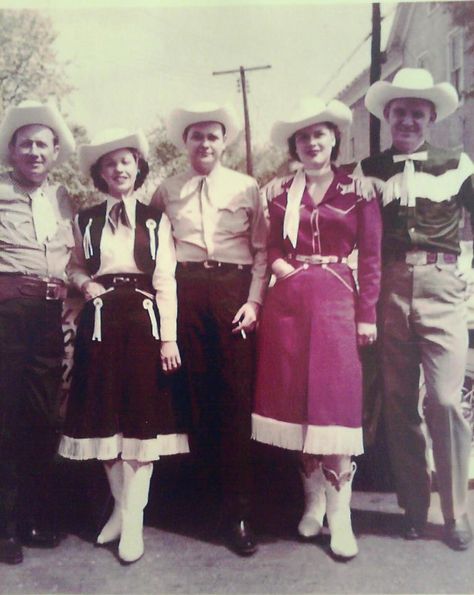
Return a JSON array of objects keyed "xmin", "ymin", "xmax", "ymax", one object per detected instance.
[
  {"xmin": 270, "ymin": 97, "xmax": 352, "ymax": 147},
  {"xmin": 166, "ymin": 102, "xmax": 240, "ymax": 149},
  {"xmin": 365, "ymin": 68, "xmax": 459, "ymax": 122},
  {"xmin": 0, "ymin": 99, "xmax": 75, "ymax": 166},
  {"xmin": 78, "ymin": 128, "xmax": 149, "ymax": 176}
]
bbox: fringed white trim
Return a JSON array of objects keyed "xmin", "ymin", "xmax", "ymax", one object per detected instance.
[
  {"xmin": 142, "ymin": 298, "xmax": 159, "ymax": 340},
  {"xmin": 83, "ymin": 218, "xmax": 93, "ymax": 259},
  {"xmin": 92, "ymin": 297, "xmax": 103, "ymax": 341},
  {"xmin": 304, "ymin": 425, "xmax": 363, "ymax": 456},
  {"xmin": 251, "ymin": 414, "xmax": 304, "ymax": 451},
  {"xmin": 58, "ymin": 432, "xmax": 189, "ymax": 462},
  {"xmin": 146, "ymin": 219, "xmax": 157, "ymax": 260}
]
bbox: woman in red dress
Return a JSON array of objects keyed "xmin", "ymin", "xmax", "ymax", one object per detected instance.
[{"xmin": 252, "ymin": 98, "xmax": 382, "ymax": 559}]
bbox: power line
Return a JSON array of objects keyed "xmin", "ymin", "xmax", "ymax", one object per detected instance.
[{"xmin": 213, "ymin": 64, "xmax": 271, "ymax": 175}]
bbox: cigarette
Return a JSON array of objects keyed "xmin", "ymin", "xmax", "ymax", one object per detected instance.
[{"xmin": 240, "ymin": 329, "xmax": 247, "ymax": 340}]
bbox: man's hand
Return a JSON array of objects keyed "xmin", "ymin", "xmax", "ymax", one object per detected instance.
[
  {"xmin": 455, "ymin": 267, "xmax": 474, "ymax": 293},
  {"xmin": 232, "ymin": 301, "xmax": 260, "ymax": 334},
  {"xmin": 160, "ymin": 341, "xmax": 181, "ymax": 374},
  {"xmin": 357, "ymin": 322, "xmax": 377, "ymax": 347},
  {"xmin": 81, "ymin": 280, "xmax": 106, "ymax": 301},
  {"xmin": 351, "ymin": 175, "xmax": 384, "ymax": 200}
]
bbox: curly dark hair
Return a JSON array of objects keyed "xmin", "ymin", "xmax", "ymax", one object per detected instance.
[
  {"xmin": 89, "ymin": 148, "xmax": 149, "ymax": 193},
  {"xmin": 288, "ymin": 121, "xmax": 341, "ymax": 163}
]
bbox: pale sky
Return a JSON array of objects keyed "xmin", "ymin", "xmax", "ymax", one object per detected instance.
[{"xmin": 5, "ymin": 0, "xmax": 400, "ymax": 145}]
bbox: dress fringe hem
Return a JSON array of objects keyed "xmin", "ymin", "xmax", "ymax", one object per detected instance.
[
  {"xmin": 58, "ymin": 432, "xmax": 189, "ymax": 462},
  {"xmin": 252, "ymin": 413, "xmax": 363, "ymax": 455}
]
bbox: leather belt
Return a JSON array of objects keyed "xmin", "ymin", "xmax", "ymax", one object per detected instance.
[
  {"xmin": 392, "ymin": 250, "xmax": 458, "ymax": 266},
  {"xmin": 95, "ymin": 274, "xmax": 154, "ymax": 292},
  {"xmin": 177, "ymin": 261, "xmax": 251, "ymax": 272},
  {"xmin": 0, "ymin": 273, "xmax": 67, "ymax": 301},
  {"xmin": 288, "ymin": 254, "xmax": 348, "ymax": 265}
]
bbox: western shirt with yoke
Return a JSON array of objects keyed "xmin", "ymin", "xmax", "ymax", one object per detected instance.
[
  {"xmin": 0, "ymin": 171, "xmax": 74, "ymax": 279},
  {"xmin": 151, "ymin": 163, "xmax": 269, "ymax": 304},
  {"xmin": 355, "ymin": 143, "xmax": 474, "ymax": 257}
]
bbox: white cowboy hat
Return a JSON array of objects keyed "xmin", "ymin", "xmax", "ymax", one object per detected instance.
[
  {"xmin": 270, "ymin": 97, "xmax": 352, "ymax": 148},
  {"xmin": 166, "ymin": 102, "xmax": 240, "ymax": 149},
  {"xmin": 0, "ymin": 99, "xmax": 75, "ymax": 166},
  {"xmin": 365, "ymin": 68, "xmax": 459, "ymax": 122},
  {"xmin": 78, "ymin": 128, "xmax": 149, "ymax": 176}
]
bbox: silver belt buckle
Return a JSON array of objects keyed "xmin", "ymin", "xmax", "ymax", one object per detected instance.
[
  {"xmin": 113, "ymin": 275, "xmax": 130, "ymax": 284},
  {"xmin": 203, "ymin": 260, "xmax": 216, "ymax": 269},
  {"xmin": 45, "ymin": 282, "xmax": 60, "ymax": 300},
  {"xmin": 405, "ymin": 251, "xmax": 427, "ymax": 266}
]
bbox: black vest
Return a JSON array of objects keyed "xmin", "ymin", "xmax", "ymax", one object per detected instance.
[{"xmin": 77, "ymin": 200, "xmax": 162, "ymax": 276}]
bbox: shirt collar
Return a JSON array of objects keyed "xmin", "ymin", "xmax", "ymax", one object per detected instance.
[{"xmin": 105, "ymin": 194, "xmax": 137, "ymax": 227}]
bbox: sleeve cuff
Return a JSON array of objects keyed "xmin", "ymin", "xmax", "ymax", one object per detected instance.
[{"xmin": 160, "ymin": 317, "xmax": 177, "ymax": 342}]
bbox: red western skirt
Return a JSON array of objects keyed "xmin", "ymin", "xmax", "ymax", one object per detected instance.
[{"xmin": 252, "ymin": 263, "xmax": 364, "ymax": 455}]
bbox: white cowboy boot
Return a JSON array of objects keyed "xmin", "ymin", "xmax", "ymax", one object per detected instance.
[
  {"xmin": 118, "ymin": 461, "xmax": 153, "ymax": 564},
  {"xmin": 298, "ymin": 466, "xmax": 326, "ymax": 538},
  {"xmin": 96, "ymin": 460, "xmax": 123, "ymax": 545},
  {"xmin": 323, "ymin": 461, "xmax": 358, "ymax": 559}
]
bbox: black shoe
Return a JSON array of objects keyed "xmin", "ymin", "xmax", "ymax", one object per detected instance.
[
  {"xmin": 444, "ymin": 514, "xmax": 473, "ymax": 551},
  {"xmin": 0, "ymin": 535, "xmax": 23, "ymax": 565},
  {"xmin": 225, "ymin": 519, "xmax": 258, "ymax": 556},
  {"xmin": 403, "ymin": 514, "xmax": 426, "ymax": 540},
  {"xmin": 19, "ymin": 524, "xmax": 60, "ymax": 549}
]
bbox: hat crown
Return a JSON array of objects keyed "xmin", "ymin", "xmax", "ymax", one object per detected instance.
[
  {"xmin": 391, "ymin": 67, "xmax": 435, "ymax": 90},
  {"xmin": 90, "ymin": 128, "xmax": 134, "ymax": 146},
  {"xmin": 289, "ymin": 97, "xmax": 328, "ymax": 122}
]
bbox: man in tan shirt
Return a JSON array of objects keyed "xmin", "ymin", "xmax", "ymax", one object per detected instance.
[
  {"xmin": 152, "ymin": 102, "xmax": 268, "ymax": 556},
  {"xmin": 0, "ymin": 100, "xmax": 75, "ymax": 564}
]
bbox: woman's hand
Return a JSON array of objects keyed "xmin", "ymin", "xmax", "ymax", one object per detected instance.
[
  {"xmin": 357, "ymin": 322, "xmax": 377, "ymax": 347},
  {"xmin": 81, "ymin": 280, "xmax": 106, "ymax": 301},
  {"xmin": 160, "ymin": 341, "xmax": 181, "ymax": 374},
  {"xmin": 272, "ymin": 257, "xmax": 295, "ymax": 280}
]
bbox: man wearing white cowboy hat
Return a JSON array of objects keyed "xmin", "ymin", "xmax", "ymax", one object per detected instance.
[
  {"xmin": 0, "ymin": 99, "xmax": 75, "ymax": 564},
  {"xmin": 356, "ymin": 67, "xmax": 474, "ymax": 550},
  {"xmin": 152, "ymin": 101, "xmax": 268, "ymax": 556}
]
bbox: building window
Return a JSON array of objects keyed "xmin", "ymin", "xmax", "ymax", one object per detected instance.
[
  {"xmin": 417, "ymin": 51, "xmax": 431, "ymax": 71},
  {"xmin": 447, "ymin": 29, "xmax": 464, "ymax": 95}
]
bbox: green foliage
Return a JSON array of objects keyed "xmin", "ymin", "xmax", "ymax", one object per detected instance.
[{"xmin": 0, "ymin": 10, "xmax": 72, "ymax": 111}]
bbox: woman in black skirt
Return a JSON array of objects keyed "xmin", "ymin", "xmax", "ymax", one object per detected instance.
[{"xmin": 59, "ymin": 128, "xmax": 188, "ymax": 563}]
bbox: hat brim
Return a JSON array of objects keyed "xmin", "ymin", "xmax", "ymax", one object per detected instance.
[
  {"xmin": 365, "ymin": 81, "xmax": 459, "ymax": 122},
  {"xmin": 166, "ymin": 107, "xmax": 240, "ymax": 150},
  {"xmin": 78, "ymin": 131, "xmax": 149, "ymax": 176},
  {"xmin": 270, "ymin": 106, "xmax": 352, "ymax": 148},
  {"xmin": 0, "ymin": 104, "xmax": 75, "ymax": 166}
]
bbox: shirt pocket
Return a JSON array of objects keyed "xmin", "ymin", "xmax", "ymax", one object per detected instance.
[
  {"xmin": 216, "ymin": 201, "xmax": 250, "ymax": 235},
  {"xmin": 0, "ymin": 211, "xmax": 33, "ymax": 245},
  {"xmin": 52, "ymin": 220, "xmax": 75, "ymax": 249}
]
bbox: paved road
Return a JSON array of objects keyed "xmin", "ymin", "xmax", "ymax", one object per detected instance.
[{"xmin": 1, "ymin": 453, "xmax": 473, "ymax": 594}]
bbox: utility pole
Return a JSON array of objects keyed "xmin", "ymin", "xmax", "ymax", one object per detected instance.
[
  {"xmin": 213, "ymin": 64, "xmax": 271, "ymax": 175},
  {"xmin": 370, "ymin": 3, "xmax": 382, "ymax": 156}
]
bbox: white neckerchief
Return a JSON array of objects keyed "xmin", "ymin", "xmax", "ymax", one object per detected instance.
[
  {"xmin": 30, "ymin": 186, "xmax": 58, "ymax": 244},
  {"xmin": 283, "ymin": 168, "xmax": 333, "ymax": 248},
  {"xmin": 392, "ymin": 151, "xmax": 428, "ymax": 207}
]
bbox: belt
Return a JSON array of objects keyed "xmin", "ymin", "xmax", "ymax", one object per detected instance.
[
  {"xmin": 95, "ymin": 274, "xmax": 154, "ymax": 292},
  {"xmin": 177, "ymin": 261, "xmax": 251, "ymax": 271},
  {"xmin": 0, "ymin": 273, "xmax": 67, "ymax": 301},
  {"xmin": 288, "ymin": 254, "xmax": 348, "ymax": 265},
  {"xmin": 392, "ymin": 250, "xmax": 458, "ymax": 266}
]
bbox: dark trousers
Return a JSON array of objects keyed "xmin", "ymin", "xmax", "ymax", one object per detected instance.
[
  {"xmin": 176, "ymin": 265, "xmax": 255, "ymax": 520},
  {"xmin": 0, "ymin": 298, "xmax": 63, "ymax": 534}
]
